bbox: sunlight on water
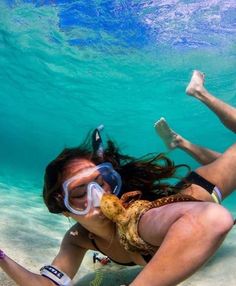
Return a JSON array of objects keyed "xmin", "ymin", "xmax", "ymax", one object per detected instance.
[{"xmin": 1, "ymin": 1, "xmax": 235, "ymax": 180}]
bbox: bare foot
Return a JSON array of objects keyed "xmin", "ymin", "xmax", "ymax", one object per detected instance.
[
  {"xmin": 186, "ymin": 70, "xmax": 205, "ymax": 97},
  {"xmin": 154, "ymin": 118, "xmax": 182, "ymax": 150}
]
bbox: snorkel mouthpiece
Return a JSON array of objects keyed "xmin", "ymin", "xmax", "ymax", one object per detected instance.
[{"xmin": 87, "ymin": 182, "xmax": 105, "ymax": 208}]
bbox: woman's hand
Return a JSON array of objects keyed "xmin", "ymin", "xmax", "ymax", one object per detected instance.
[{"xmin": 0, "ymin": 252, "xmax": 55, "ymax": 286}]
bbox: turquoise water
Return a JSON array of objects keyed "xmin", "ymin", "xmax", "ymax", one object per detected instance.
[{"xmin": 0, "ymin": 0, "xmax": 236, "ymax": 284}]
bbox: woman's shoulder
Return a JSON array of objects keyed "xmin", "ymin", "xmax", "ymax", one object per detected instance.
[{"xmin": 62, "ymin": 223, "xmax": 93, "ymax": 250}]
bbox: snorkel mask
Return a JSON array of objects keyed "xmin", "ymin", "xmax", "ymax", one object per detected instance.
[{"xmin": 62, "ymin": 125, "xmax": 122, "ymax": 215}]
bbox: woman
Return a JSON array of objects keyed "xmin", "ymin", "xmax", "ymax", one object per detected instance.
[{"xmin": 0, "ymin": 71, "xmax": 235, "ymax": 286}]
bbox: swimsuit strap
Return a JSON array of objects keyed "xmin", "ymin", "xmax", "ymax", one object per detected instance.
[
  {"xmin": 176, "ymin": 171, "xmax": 215, "ymax": 193},
  {"xmin": 175, "ymin": 171, "xmax": 222, "ymax": 204},
  {"xmin": 141, "ymin": 253, "xmax": 152, "ymax": 263},
  {"xmin": 89, "ymin": 236, "xmax": 136, "ymax": 266}
]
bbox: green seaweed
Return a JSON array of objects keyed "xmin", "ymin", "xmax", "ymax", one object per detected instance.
[{"xmin": 90, "ymin": 268, "xmax": 104, "ymax": 286}]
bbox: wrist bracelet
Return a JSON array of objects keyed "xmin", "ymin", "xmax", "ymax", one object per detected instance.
[{"xmin": 0, "ymin": 250, "xmax": 5, "ymax": 260}]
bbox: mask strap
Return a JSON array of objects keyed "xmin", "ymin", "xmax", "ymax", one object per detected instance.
[{"xmin": 92, "ymin": 124, "xmax": 104, "ymax": 159}]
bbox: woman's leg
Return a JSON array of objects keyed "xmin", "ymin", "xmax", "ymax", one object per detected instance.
[
  {"xmin": 154, "ymin": 118, "xmax": 221, "ymax": 165},
  {"xmin": 186, "ymin": 70, "xmax": 236, "ymax": 133},
  {"xmin": 154, "ymin": 70, "xmax": 236, "ymax": 164},
  {"xmin": 195, "ymin": 143, "xmax": 236, "ymax": 200}
]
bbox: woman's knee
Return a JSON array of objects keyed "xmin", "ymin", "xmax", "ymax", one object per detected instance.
[{"xmin": 203, "ymin": 203, "xmax": 234, "ymax": 236}]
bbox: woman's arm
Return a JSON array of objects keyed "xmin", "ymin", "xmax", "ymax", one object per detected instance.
[
  {"xmin": 131, "ymin": 202, "xmax": 233, "ymax": 286},
  {"xmin": 0, "ymin": 253, "xmax": 55, "ymax": 286},
  {"xmin": 0, "ymin": 227, "xmax": 87, "ymax": 286}
]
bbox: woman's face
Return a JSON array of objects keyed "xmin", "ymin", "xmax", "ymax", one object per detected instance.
[{"xmin": 62, "ymin": 159, "xmax": 111, "ymax": 219}]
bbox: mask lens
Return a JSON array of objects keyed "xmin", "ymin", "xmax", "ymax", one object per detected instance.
[
  {"xmin": 65, "ymin": 168, "xmax": 101, "ymax": 212},
  {"xmin": 68, "ymin": 185, "xmax": 88, "ymax": 211},
  {"xmin": 99, "ymin": 163, "xmax": 122, "ymax": 195},
  {"xmin": 63, "ymin": 163, "xmax": 122, "ymax": 215}
]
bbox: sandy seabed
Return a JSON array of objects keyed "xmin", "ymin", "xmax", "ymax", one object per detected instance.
[
  {"xmin": 1, "ymin": 185, "xmax": 236, "ymax": 286},
  {"xmin": 1, "ymin": 227, "xmax": 236, "ymax": 286}
]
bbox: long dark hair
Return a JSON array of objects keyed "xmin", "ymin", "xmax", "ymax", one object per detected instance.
[{"xmin": 43, "ymin": 135, "xmax": 190, "ymax": 214}]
